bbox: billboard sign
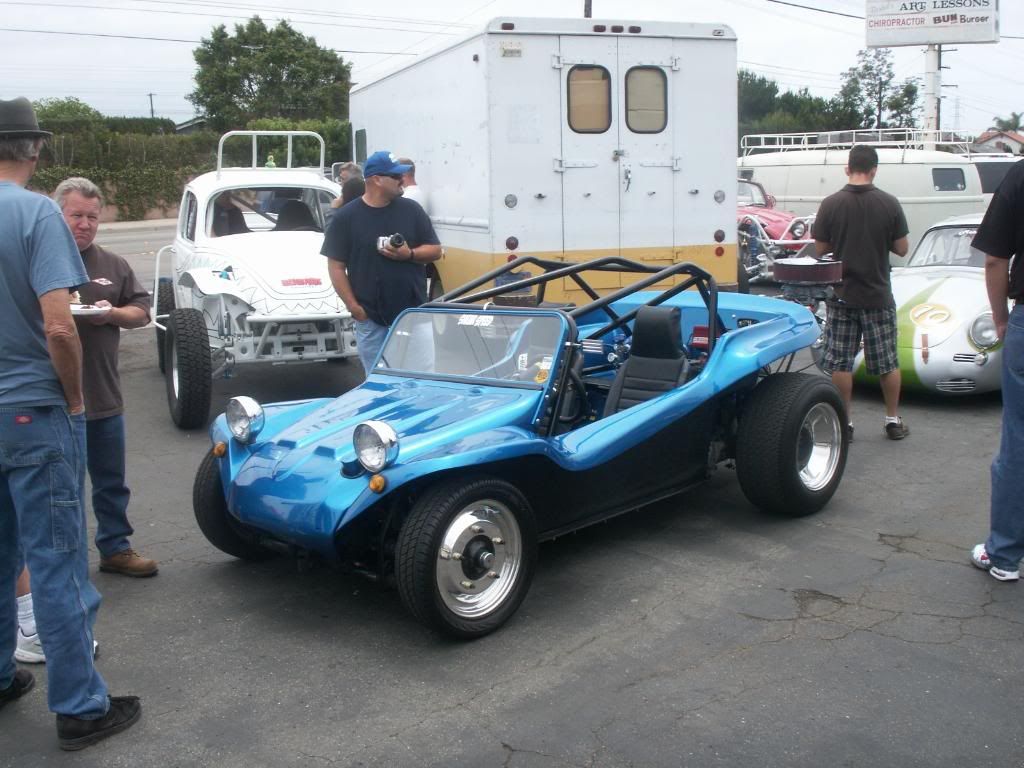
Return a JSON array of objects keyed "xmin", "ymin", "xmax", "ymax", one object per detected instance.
[{"xmin": 866, "ymin": 0, "xmax": 1000, "ymax": 47}]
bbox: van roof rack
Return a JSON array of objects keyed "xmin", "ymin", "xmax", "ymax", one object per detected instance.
[
  {"xmin": 216, "ymin": 131, "xmax": 326, "ymax": 176},
  {"xmin": 740, "ymin": 129, "xmax": 974, "ymax": 156}
]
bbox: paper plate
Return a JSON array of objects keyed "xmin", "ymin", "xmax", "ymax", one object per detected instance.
[{"xmin": 71, "ymin": 304, "xmax": 110, "ymax": 317}]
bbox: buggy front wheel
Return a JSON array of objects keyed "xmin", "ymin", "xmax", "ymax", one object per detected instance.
[{"xmin": 396, "ymin": 477, "xmax": 537, "ymax": 639}]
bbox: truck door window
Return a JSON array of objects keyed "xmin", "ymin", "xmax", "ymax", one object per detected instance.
[
  {"xmin": 183, "ymin": 192, "xmax": 198, "ymax": 242},
  {"xmin": 625, "ymin": 66, "xmax": 666, "ymax": 133},
  {"xmin": 567, "ymin": 65, "xmax": 611, "ymax": 134},
  {"xmin": 932, "ymin": 168, "xmax": 966, "ymax": 192}
]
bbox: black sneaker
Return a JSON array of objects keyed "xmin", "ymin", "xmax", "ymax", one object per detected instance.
[
  {"xmin": 57, "ymin": 695, "xmax": 141, "ymax": 751},
  {"xmin": 885, "ymin": 418, "xmax": 910, "ymax": 440},
  {"xmin": 0, "ymin": 669, "xmax": 35, "ymax": 711}
]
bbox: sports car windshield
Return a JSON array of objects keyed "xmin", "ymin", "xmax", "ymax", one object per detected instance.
[
  {"xmin": 906, "ymin": 227, "xmax": 984, "ymax": 268},
  {"xmin": 375, "ymin": 311, "xmax": 566, "ymax": 383},
  {"xmin": 737, "ymin": 180, "xmax": 768, "ymax": 207}
]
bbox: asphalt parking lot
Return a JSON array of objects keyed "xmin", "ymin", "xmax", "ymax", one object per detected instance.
[{"xmin": 1, "ymin": 231, "xmax": 1021, "ymax": 767}]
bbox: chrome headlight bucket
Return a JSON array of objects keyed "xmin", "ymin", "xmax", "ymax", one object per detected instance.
[
  {"xmin": 969, "ymin": 312, "xmax": 1000, "ymax": 349},
  {"xmin": 353, "ymin": 420, "xmax": 399, "ymax": 472},
  {"xmin": 226, "ymin": 396, "xmax": 265, "ymax": 444},
  {"xmin": 790, "ymin": 221, "xmax": 807, "ymax": 239}
]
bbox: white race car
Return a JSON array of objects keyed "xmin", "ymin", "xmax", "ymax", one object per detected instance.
[
  {"xmin": 154, "ymin": 131, "xmax": 357, "ymax": 428},
  {"xmin": 854, "ymin": 214, "xmax": 1004, "ymax": 395}
]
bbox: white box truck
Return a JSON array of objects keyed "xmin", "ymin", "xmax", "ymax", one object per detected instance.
[{"xmin": 350, "ymin": 16, "xmax": 740, "ymax": 300}]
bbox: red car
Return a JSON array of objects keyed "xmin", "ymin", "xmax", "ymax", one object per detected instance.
[{"xmin": 737, "ymin": 179, "xmax": 815, "ymax": 282}]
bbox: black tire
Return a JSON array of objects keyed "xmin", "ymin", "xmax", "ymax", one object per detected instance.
[
  {"xmin": 396, "ymin": 476, "xmax": 538, "ymax": 639},
  {"xmin": 193, "ymin": 452, "xmax": 273, "ymax": 561},
  {"xmin": 165, "ymin": 308, "xmax": 212, "ymax": 430},
  {"xmin": 736, "ymin": 373, "xmax": 848, "ymax": 517},
  {"xmin": 155, "ymin": 280, "xmax": 175, "ymax": 374}
]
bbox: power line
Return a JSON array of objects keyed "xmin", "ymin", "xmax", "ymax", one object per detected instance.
[
  {"xmin": 0, "ymin": 26, "xmax": 418, "ymax": 53},
  {"xmin": 0, "ymin": 1, "xmax": 464, "ymax": 36}
]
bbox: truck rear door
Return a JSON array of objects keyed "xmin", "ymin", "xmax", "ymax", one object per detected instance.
[{"xmin": 558, "ymin": 34, "xmax": 676, "ymax": 259}]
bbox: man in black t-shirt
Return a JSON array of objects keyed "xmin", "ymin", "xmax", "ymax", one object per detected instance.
[
  {"xmin": 321, "ymin": 150, "xmax": 441, "ymax": 375},
  {"xmin": 970, "ymin": 158, "xmax": 1024, "ymax": 583},
  {"xmin": 814, "ymin": 145, "xmax": 910, "ymax": 442}
]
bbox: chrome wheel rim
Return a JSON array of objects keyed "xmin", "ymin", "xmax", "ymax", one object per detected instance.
[
  {"xmin": 796, "ymin": 402, "xmax": 842, "ymax": 492},
  {"xmin": 436, "ymin": 499, "xmax": 522, "ymax": 619},
  {"xmin": 170, "ymin": 339, "xmax": 180, "ymax": 398}
]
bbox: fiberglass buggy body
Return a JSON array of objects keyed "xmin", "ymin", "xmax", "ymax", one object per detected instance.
[{"xmin": 193, "ymin": 257, "xmax": 849, "ymax": 638}]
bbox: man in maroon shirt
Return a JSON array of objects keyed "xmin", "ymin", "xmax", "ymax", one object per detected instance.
[{"xmin": 15, "ymin": 178, "xmax": 156, "ymax": 665}]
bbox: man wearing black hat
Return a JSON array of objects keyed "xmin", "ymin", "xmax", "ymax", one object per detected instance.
[
  {"xmin": 0, "ymin": 97, "xmax": 140, "ymax": 750},
  {"xmin": 322, "ymin": 150, "xmax": 442, "ymax": 375}
]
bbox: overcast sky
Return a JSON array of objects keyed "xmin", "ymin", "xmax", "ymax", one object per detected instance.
[{"xmin": 1, "ymin": 0, "xmax": 1021, "ymax": 136}]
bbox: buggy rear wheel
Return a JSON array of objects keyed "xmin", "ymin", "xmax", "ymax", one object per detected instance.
[
  {"xmin": 165, "ymin": 308, "xmax": 212, "ymax": 429},
  {"xmin": 193, "ymin": 452, "xmax": 273, "ymax": 561},
  {"xmin": 396, "ymin": 477, "xmax": 537, "ymax": 639},
  {"xmin": 736, "ymin": 373, "xmax": 847, "ymax": 517}
]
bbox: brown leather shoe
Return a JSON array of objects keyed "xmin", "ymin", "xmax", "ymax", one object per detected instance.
[{"xmin": 99, "ymin": 549, "xmax": 158, "ymax": 577}]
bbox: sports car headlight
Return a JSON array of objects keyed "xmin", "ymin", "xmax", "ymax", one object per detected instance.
[
  {"xmin": 790, "ymin": 221, "xmax": 807, "ymax": 238},
  {"xmin": 226, "ymin": 396, "xmax": 265, "ymax": 444},
  {"xmin": 353, "ymin": 421, "xmax": 399, "ymax": 472},
  {"xmin": 969, "ymin": 312, "xmax": 999, "ymax": 349}
]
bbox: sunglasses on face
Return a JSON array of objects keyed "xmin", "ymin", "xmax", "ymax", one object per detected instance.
[{"xmin": 384, "ymin": 174, "xmax": 403, "ymax": 181}]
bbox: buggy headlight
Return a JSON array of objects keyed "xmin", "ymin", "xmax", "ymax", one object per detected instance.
[
  {"xmin": 226, "ymin": 396, "xmax": 265, "ymax": 444},
  {"xmin": 969, "ymin": 312, "xmax": 999, "ymax": 349},
  {"xmin": 790, "ymin": 221, "xmax": 807, "ymax": 239},
  {"xmin": 354, "ymin": 420, "xmax": 399, "ymax": 472}
]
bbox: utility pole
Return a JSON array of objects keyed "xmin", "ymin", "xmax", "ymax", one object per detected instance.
[
  {"xmin": 584, "ymin": 0, "xmax": 592, "ymax": 18},
  {"xmin": 147, "ymin": 93, "xmax": 155, "ymax": 118},
  {"xmin": 923, "ymin": 44, "xmax": 941, "ymax": 131}
]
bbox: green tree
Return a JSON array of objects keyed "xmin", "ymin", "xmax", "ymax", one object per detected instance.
[
  {"xmin": 189, "ymin": 17, "xmax": 351, "ymax": 132},
  {"xmin": 839, "ymin": 48, "xmax": 919, "ymax": 128},
  {"xmin": 992, "ymin": 112, "xmax": 1022, "ymax": 132},
  {"xmin": 32, "ymin": 97, "xmax": 104, "ymax": 133},
  {"xmin": 738, "ymin": 70, "xmax": 779, "ymax": 125}
]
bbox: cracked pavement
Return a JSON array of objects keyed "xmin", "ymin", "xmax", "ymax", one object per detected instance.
[{"xmin": 2, "ymin": 267, "xmax": 1021, "ymax": 766}]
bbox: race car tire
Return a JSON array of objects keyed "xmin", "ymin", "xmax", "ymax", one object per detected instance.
[
  {"xmin": 165, "ymin": 308, "xmax": 212, "ymax": 430},
  {"xmin": 193, "ymin": 451, "xmax": 274, "ymax": 561},
  {"xmin": 736, "ymin": 372, "xmax": 847, "ymax": 517},
  {"xmin": 155, "ymin": 279, "xmax": 175, "ymax": 374},
  {"xmin": 396, "ymin": 476, "xmax": 538, "ymax": 640}
]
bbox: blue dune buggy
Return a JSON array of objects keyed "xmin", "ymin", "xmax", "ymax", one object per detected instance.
[{"xmin": 193, "ymin": 257, "xmax": 848, "ymax": 638}]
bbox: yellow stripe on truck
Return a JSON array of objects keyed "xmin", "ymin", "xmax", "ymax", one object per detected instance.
[{"xmin": 434, "ymin": 244, "xmax": 738, "ymax": 303}]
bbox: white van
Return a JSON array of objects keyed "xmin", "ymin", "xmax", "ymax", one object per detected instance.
[
  {"xmin": 737, "ymin": 131, "xmax": 986, "ymax": 261},
  {"xmin": 350, "ymin": 17, "xmax": 741, "ymax": 300}
]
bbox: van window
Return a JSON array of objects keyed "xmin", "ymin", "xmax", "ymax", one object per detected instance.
[
  {"xmin": 567, "ymin": 65, "xmax": 611, "ymax": 134},
  {"xmin": 183, "ymin": 192, "xmax": 198, "ymax": 242},
  {"xmin": 932, "ymin": 168, "xmax": 966, "ymax": 192},
  {"xmin": 625, "ymin": 67, "xmax": 666, "ymax": 133},
  {"xmin": 354, "ymin": 129, "xmax": 367, "ymax": 164}
]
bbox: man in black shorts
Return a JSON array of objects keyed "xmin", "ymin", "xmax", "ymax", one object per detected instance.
[{"xmin": 814, "ymin": 144, "xmax": 910, "ymax": 441}]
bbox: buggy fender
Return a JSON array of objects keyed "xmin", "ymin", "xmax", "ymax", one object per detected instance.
[{"xmin": 179, "ymin": 269, "xmax": 252, "ymax": 307}]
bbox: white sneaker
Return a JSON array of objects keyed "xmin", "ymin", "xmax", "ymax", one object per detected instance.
[
  {"xmin": 14, "ymin": 630, "xmax": 99, "ymax": 664},
  {"xmin": 14, "ymin": 629, "xmax": 44, "ymax": 664},
  {"xmin": 971, "ymin": 543, "xmax": 1020, "ymax": 582}
]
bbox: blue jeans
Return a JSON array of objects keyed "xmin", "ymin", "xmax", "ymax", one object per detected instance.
[
  {"xmin": 86, "ymin": 414, "xmax": 134, "ymax": 557},
  {"xmin": 0, "ymin": 406, "xmax": 108, "ymax": 717},
  {"xmin": 354, "ymin": 318, "xmax": 389, "ymax": 376},
  {"xmin": 987, "ymin": 304, "xmax": 1024, "ymax": 570}
]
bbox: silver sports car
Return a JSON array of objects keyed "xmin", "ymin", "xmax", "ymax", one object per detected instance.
[{"xmin": 854, "ymin": 214, "xmax": 1004, "ymax": 395}]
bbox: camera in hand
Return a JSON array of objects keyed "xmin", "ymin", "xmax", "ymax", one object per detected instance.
[{"xmin": 377, "ymin": 233, "xmax": 406, "ymax": 251}]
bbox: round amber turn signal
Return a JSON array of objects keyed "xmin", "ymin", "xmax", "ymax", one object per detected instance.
[
  {"xmin": 212, "ymin": 442, "xmax": 227, "ymax": 457},
  {"xmin": 369, "ymin": 474, "xmax": 387, "ymax": 493}
]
